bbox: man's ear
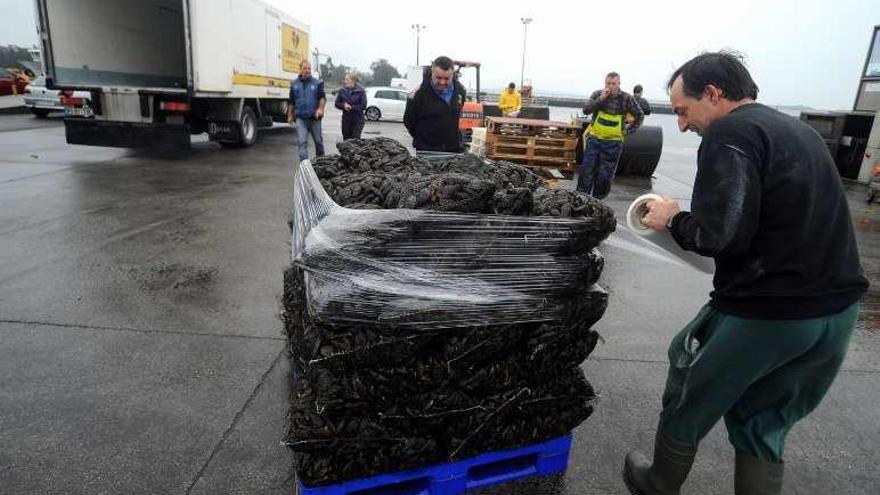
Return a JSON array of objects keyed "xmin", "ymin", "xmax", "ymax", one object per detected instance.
[{"xmin": 704, "ymin": 84, "xmax": 723, "ymax": 103}]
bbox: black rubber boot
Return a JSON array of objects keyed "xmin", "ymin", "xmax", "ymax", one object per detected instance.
[
  {"xmin": 734, "ymin": 451, "xmax": 783, "ymax": 495},
  {"xmin": 623, "ymin": 429, "xmax": 697, "ymax": 495}
]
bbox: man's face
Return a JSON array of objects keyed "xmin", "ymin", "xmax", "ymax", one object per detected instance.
[
  {"xmin": 431, "ymin": 66, "xmax": 454, "ymax": 92},
  {"xmin": 605, "ymin": 76, "xmax": 620, "ymax": 96},
  {"xmin": 669, "ymin": 75, "xmax": 722, "ymax": 136},
  {"xmin": 300, "ymin": 62, "xmax": 312, "ymax": 79}
]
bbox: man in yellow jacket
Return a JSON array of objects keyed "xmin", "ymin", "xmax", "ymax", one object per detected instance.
[{"xmin": 498, "ymin": 82, "xmax": 522, "ymax": 117}]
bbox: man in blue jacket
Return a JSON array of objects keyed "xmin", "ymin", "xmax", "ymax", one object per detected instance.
[
  {"xmin": 288, "ymin": 60, "xmax": 326, "ymax": 162},
  {"xmin": 625, "ymin": 51, "xmax": 868, "ymax": 495}
]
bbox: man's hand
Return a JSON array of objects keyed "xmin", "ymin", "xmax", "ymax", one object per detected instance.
[
  {"xmin": 287, "ymin": 108, "xmax": 294, "ymax": 125},
  {"xmin": 343, "ymin": 102, "xmax": 352, "ymax": 112},
  {"xmin": 315, "ymin": 108, "xmax": 324, "ymax": 120},
  {"xmin": 598, "ymin": 89, "xmax": 611, "ymax": 101},
  {"xmin": 642, "ymin": 196, "xmax": 681, "ymax": 231}
]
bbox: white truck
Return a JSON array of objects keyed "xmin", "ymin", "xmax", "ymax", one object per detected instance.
[{"xmin": 34, "ymin": 0, "xmax": 309, "ymax": 149}]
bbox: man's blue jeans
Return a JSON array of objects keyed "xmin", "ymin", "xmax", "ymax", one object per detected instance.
[
  {"xmin": 295, "ymin": 117, "xmax": 325, "ymax": 162},
  {"xmin": 577, "ymin": 135, "xmax": 622, "ymax": 199}
]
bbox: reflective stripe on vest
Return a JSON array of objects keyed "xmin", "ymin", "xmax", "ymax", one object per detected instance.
[{"xmin": 589, "ymin": 110, "xmax": 625, "ymax": 141}]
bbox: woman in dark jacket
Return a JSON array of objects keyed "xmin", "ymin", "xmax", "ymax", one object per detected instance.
[{"xmin": 334, "ymin": 72, "xmax": 367, "ymax": 140}]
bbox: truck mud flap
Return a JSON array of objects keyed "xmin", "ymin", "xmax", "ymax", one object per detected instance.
[
  {"xmin": 207, "ymin": 121, "xmax": 241, "ymax": 143},
  {"xmin": 64, "ymin": 118, "xmax": 190, "ymax": 150}
]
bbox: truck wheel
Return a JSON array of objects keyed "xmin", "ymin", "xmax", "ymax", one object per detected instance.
[
  {"xmin": 239, "ymin": 106, "xmax": 257, "ymax": 147},
  {"xmin": 365, "ymin": 106, "xmax": 381, "ymax": 122},
  {"xmin": 31, "ymin": 107, "xmax": 50, "ymax": 118}
]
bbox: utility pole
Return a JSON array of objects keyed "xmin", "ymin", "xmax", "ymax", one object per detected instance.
[
  {"xmin": 520, "ymin": 17, "xmax": 533, "ymax": 90},
  {"xmin": 411, "ymin": 24, "xmax": 426, "ymax": 66},
  {"xmin": 311, "ymin": 47, "xmax": 329, "ymax": 78}
]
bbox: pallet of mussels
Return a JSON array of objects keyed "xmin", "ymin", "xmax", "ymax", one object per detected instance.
[{"xmin": 485, "ymin": 116, "xmax": 580, "ymax": 173}]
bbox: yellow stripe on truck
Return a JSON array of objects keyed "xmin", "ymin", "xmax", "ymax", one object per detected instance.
[{"xmin": 231, "ymin": 73, "xmax": 291, "ymax": 88}]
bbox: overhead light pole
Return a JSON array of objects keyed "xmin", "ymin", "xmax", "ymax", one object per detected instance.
[
  {"xmin": 411, "ymin": 24, "xmax": 427, "ymax": 66},
  {"xmin": 520, "ymin": 17, "xmax": 533, "ymax": 90},
  {"xmin": 312, "ymin": 47, "xmax": 329, "ymax": 77}
]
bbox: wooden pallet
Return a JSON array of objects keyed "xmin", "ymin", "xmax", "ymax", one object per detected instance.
[
  {"xmin": 485, "ymin": 116, "xmax": 580, "ymax": 140},
  {"xmin": 489, "ymin": 144, "xmax": 575, "ymax": 160},
  {"xmin": 486, "ymin": 134, "xmax": 579, "ymax": 151}
]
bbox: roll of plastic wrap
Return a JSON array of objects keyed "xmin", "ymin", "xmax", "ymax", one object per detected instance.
[{"xmin": 625, "ymin": 194, "xmax": 715, "ymax": 274}]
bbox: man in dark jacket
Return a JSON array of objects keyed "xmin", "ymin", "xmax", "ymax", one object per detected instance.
[
  {"xmin": 625, "ymin": 51, "xmax": 868, "ymax": 495},
  {"xmin": 633, "ymin": 84, "xmax": 653, "ymax": 115},
  {"xmin": 403, "ymin": 56, "xmax": 466, "ymax": 152},
  {"xmin": 335, "ymin": 72, "xmax": 367, "ymax": 140}
]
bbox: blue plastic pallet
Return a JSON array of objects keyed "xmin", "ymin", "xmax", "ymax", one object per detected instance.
[{"xmin": 297, "ymin": 435, "xmax": 572, "ymax": 495}]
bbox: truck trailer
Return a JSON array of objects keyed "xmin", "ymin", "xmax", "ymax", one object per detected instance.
[{"xmin": 35, "ymin": 0, "xmax": 309, "ymax": 149}]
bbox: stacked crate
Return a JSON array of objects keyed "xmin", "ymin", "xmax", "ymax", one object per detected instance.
[
  {"xmin": 284, "ymin": 139, "xmax": 618, "ymax": 493},
  {"xmin": 485, "ymin": 117, "xmax": 580, "ymax": 172}
]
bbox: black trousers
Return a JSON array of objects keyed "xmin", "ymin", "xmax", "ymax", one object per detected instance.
[{"xmin": 341, "ymin": 118, "xmax": 365, "ymax": 140}]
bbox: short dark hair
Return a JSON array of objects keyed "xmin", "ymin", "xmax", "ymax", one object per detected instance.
[
  {"xmin": 508, "ymin": 82, "xmax": 515, "ymax": 89},
  {"xmin": 667, "ymin": 50, "xmax": 758, "ymax": 101},
  {"xmin": 606, "ymin": 71, "xmax": 620, "ymax": 80},
  {"xmin": 432, "ymin": 56, "xmax": 454, "ymax": 71},
  {"xmin": 633, "ymin": 84, "xmax": 643, "ymax": 94}
]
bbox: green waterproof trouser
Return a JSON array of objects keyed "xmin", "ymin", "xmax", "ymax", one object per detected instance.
[{"xmin": 660, "ymin": 302, "xmax": 858, "ymax": 462}]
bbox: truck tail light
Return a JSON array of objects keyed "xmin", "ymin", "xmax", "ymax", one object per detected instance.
[
  {"xmin": 160, "ymin": 101, "xmax": 189, "ymax": 112},
  {"xmin": 61, "ymin": 96, "xmax": 84, "ymax": 107}
]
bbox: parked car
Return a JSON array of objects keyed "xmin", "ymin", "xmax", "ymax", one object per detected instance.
[
  {"xmin": 363, "ymin": 86, "xmax": 410, "ymax": 122},
  {"xmin": 0, "ymin": 72, "xmax": 29, "ymax": 96},
  {"xmin": 23, "ymin": 75, "xmax": 92, "ymax": 118}
]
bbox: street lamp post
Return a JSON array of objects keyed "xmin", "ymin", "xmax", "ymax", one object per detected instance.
[
  {"xmin": 312, "ymin": 47, "xmax": 328, "ymax": 78},
  {"xmin": 411, "ymin": 24, "xmax": 427, "ymax": 66},
  {"xmin": 520, "ymin": 17, "xmax": 532, "ymax": 91}
]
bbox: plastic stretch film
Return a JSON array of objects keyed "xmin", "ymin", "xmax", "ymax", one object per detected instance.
[
  {"xmin": 291, "ymin": 154, "xmax": 617, "ymax": 329},
  {"xmin": 626, "ymin": 193, "xmax": 715, "ymax": 274}
]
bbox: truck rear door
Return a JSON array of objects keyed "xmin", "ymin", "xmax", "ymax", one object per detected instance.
[{"xmin": 35, "ymin": 0, "xmax": 189, "ymax": 93}]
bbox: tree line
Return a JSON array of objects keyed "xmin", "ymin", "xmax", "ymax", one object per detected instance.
[
  {"xmin": 318, "ymin": 58, "xmax": 402, "ymax": 87},
  {"xmin": 0, "ymin": 45, "xmax": 33, "ymax": 69}
]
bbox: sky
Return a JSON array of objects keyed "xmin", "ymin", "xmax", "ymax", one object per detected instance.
[{"xmin": 2, "ymin": 0, "xmax": 878, "ymax": 110}]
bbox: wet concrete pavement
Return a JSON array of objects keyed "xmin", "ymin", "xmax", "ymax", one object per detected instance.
[{"xmin": 0, "ymin": 108, "xmax": 878, "ymax": 494}]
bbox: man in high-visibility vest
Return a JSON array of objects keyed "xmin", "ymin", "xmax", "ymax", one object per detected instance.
[{"xmin": 578, "ymin": 72, "xmax": 644, "ymax": 199}]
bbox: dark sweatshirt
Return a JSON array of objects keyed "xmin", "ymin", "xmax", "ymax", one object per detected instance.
[
  {"xmin": 668, "ymin": 103, "xmax": 868, "ymax": 319},
  {"xmin": 334, "ymin": 85, "xmax": 367, "ymax": 122},
  {"xmin": 403, "ymin": 78, "xmax": 466, "ymax": 152}
]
